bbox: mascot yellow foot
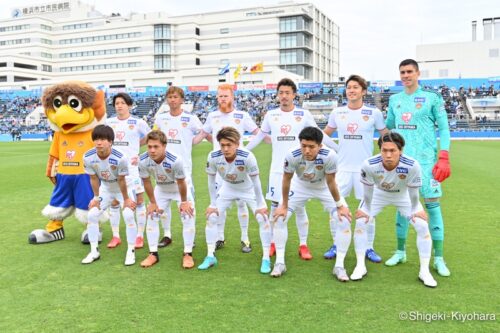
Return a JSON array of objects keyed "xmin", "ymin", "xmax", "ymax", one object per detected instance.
[{"xmin": 29, "ymin": 220, "xmax": 65, "ymax": 244}]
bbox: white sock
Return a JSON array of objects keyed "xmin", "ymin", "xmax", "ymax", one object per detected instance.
[
  {"xmin": 136, "ymin": 203, "xmax": 146, "ymax": 238},
  {"xmin": 274, "ymin": 215, "xmax": 289, "ymax": 265},
  {"xmin": 123, "ymin": 207, "xmax": 137, "ymax": 246},
  {"xmin": 217, "ymin": 210, "xmax": 227, "ymax": 241},
  {"xmin": 295, "ymin": 206, "xmax": 309, "ymax": 246},
  {"xmin": 333, "ymin": 215, "xmax": 352, "ymax": 269},
  {"xmin": 354, "ymin": 217, "xmax": 368, "ymax": 269},
  {"xmin": 366, "ymin": 217, "xmax": 376, "ymax": 249},
  {"xmin": 256, "ymin": 213, "xmax": 271, "ymax": 260},
  {"xmin": 181, "ymin": 212, "xmax": 195, "ymax": 253},
  {"xmin": 206, "ymin": 213, "xmax": 218, "ymax": 257},
  {"xmin": 109, "ymin": 206, "xmax": 121, "ymax": 238},
  {"xmin": 161, "ymin": 204, "xmax": 172, "ymax": 238},
  {"xmin": 87, "ymin": 207, "xmax": 101, "ymax": 244},
  {"xmin": 237, "ymin": 200, "xmax": 249, "ymax": 242},
  {"xmin": 146, "ymin": 215, "xmax": 159, "ymax": 252},
  {"xmin": 269, "ymin": 202, "xmax": 278, "ymax": 244},
  {"xmin": 329, "ymin": 214, "xmax": 338, "ymax": 244},
  {"xmin": 419, "ymin": 257, "xmax": 431, "ymax": 274},
  {"xmin": 412, "ymin": 217, "xmax": 432, "ymax": 259}
]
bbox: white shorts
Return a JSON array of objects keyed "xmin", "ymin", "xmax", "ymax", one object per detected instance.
[
  {"xmin": 266, "ymin": 171, "xmax": 283, "ymax": 202},
  {"xmin": 336, "ymin": 170, "xmax": 363, "ymax": 200},
  {"xmin": 154, "ymin": 187, "xmax": 195, "ymax": 213},
  {"xmin": 286, "ymin": 185, "xmax": 336, "ymax": 215},
  {"xmin": 216, "ymin": 196, "xmax": 260, "ymax": 215},
  {"xmin": 361, "ymin": 188, "xmax": 423, "ymax": 218},
  {"xmin": 126, "ymin": 175, "xmax": 144, "ymax": 198},
  {"xmin": 98, "ymin": 188, "xmax": 125, "ymax": 210}
]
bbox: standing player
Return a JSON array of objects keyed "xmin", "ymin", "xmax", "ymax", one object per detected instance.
[
  {"xmin": 137, "ymin": 130, "xmax": 195, "ymax": 268},
  {"xmin": 106, "ymin": 93, "xmax": 151, "ymax": 249},
  {"xmin": 322, "ymin": 75, "xmax": 387, "ymax": 262},
  {"xmin": 246, "ymin": 78, "xmax": 338, "ymax": 260},
  {"xmin": 153, "ymin": 86, "xmax": 203, "ymax": 248},
  {"xmin": 385, "ymin": 59, "xmax": 451, "ymax": 277},
  {"xmin": 352, "ymin": 131, "xmax": 437, "ymax": 287},
  {"xmin": 199, "ymin": 127, "xmax": 271, "ymax": 273},
  {"xmin": 82, "ymin": 125, "xmax": 137, "ymax": 265},
  {"xmin": 272, "ymin": 127, "xmax": 352, "ymax": 280},
  {"xmin": 196, "ymin": 84, "xmax": 265, "ymax": 253}
]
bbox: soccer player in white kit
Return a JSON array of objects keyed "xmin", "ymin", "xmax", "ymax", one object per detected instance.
[
  {"xmin": 199, "ymin": 127, "xmax": 272, "ymax": 273},
  {"xmin": 153, "ymin": 86, "xmax": 203, "ymax": 248},
  {"xmin": 196, "ymin": 84, "xmax": 266, "ymax": 253},
  {"xmin": 246, "ymin": 78, "xmax": 339, "ymax": 260},
  {"xmin": 137, "ymin": 130, "xmax": 195, "ymax": 269},
  {"xmin": 272, "ymin": 127, "xmax": 352, "ymax": 280},
  {"xmin": 352, "ymin": 131, "xmax": 437, "ymax": 287},
  {"xmin": 323, "ymin": 75, "xmax": 387, "ymax": 262},
  {"xmin": 106, "ymin": 93, "xmax": 151, "ymax": 250},
  {"xmin": 82, "ymin": 125, "xmax": 138, "ymax": 265}
]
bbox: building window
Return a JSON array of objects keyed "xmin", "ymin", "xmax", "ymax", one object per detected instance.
[
  {"xmin": 195, "ymin": 27, "xmax": 200, "ymax": 36},
  {"xmin": 220, "ymin": 28, "xmax": 229, "ymax": 34},
  {"xmin": 154, "ymin": 40, "xmax": 170, "ymax": 54},
  {"xmin": 196, "ymin": 58, "xmax": 200, "ymax": 66},
  {"xmin": 42, "ymin": 64, "xmax": 52, "ymax": 72},
  {"xmin": 220, "ymin": 43, "xmax": 229, "ymax": 49},
  {"xmin": 195, "ymin": 42, "xmax": 200, "ymax": 51},
  {"xmin": 154, "ymin": 24, "xmax": 171, "ymax": 39}
]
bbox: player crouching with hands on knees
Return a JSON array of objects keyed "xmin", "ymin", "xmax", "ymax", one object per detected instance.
[
  {"xmin": 352, "ymin": 131, "xmax": 437, "ymax": 287},
  {"xmin": 200, "ymin": 127, "xmax": 271, "ymax": 273},
  {"xmin": 272, "ymin": 126, "xmax": 352, "ymax": 280},
  {"xmin": 82, "ymin": 124, "xmax": 137, "ymax": 265},
  {"xmin": 138, "ymin": 130, "xmax": 195, "ymax": 268}
]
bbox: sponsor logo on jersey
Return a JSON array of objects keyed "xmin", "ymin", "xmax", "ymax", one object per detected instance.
[
  {"xmin": 430, "ymin": 179, "xmax": 440, "ymax": 188},
  {"xmin": 381, "ymin": 182, "xmax": 394, "ymax": 190},
  {"xmin": 402, "ymin": 112, "xmax": 412, "ymax": 124},
  {"xmin": 361, "ymin": 109, "xmax": 372, "ymax": 115},
  {"xmin": 233, "ymin": 113, "xmax": 243, "ymax": 119},
  {"xmin": 168, "ymin": 129, "xmax": 178, "ymax": 139},
  {"xmin": 235, "ymin": 160, "xmax": 245, "ymax": 166},
  {"xmin": 181, "ymin": 117, "xmax": 190, "ymax": 122},
  {"xmin": 414, "ymin": 97, "xmax": 426, "ymax": 103},
  {"xmin": 66, "ymin": 150, "xmax": 76, "ymax": 160},
  {"xmin": 347, "ymin": 123, "xmax": 358, "ymax": 134},
  {"xmin": 280, "ymin": 124, "xmax": 291, "ymax": 135},
  {"xmin": 115, "ymin": 131, "xmax": 125, "ymax": 141},
  {"xmin": 344, "ymin": 134, "xmax": 362, "ymax": 140},
  {"xmin": 293, "ymin": 111, "xmax": 304, "ymax": 116},
  {"xmin": 158, "ymin": 174, "xmax": 167, "ymax": 182},
  {"xmin": 109, "ymin": 158, "xmax": 118, "ymax": 166},
  {"xmin": 127, "ymin": 119, "xmax": 137, "ymax": 124},
  {"xmin": 62, "ymin": 162, "xmax": 79, "ymax": 166},
  {"xmin": 314, "ymin": 159, "xmax": 324, "ymax": 164},
  {"xmin": 396, "ymin": 167, "xmax": 408, "ymax": 174},
  {"xmin": 163, "ymin": 162, "xmax": 172, "ymax": 169},
  {"xmin": 278, "ymin": 136, "xmax": 296, "ymax": 141},
  {"xmin": 398, "ymin": 124, "xmax": 417, "ymax": 130}
]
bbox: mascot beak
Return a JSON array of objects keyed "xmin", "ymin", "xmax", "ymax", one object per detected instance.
[{"xmin": 49, "ymin": 105, "xmax": 95, "ymax": 134}]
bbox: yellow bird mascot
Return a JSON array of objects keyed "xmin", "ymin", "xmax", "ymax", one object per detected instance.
[{"xmin": 29, "ymin": 81, "xmax": 106, "ymax": 244}]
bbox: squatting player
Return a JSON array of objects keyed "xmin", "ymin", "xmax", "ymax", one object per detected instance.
[
  {"xmin": 199, "ymin": 127, "xmax": 271, "ymax": 273},
  {"xmin": 82, "ymin": 125, "xmax": 137, "ymax": 265},
  {"xmin": 385, "ymin": 59, "xmax": 451, "ymax": 277},
  {"xmin": 353, "ymin": 131, "xmax": 437, "ymax": 288}
]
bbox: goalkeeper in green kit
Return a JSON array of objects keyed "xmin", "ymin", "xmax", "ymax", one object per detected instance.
[{"xmin": 385, "ymin": 59, "xmax": 451, "ymax": 277}]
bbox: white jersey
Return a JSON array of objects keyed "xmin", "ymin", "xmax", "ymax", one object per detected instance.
[
  {"xmin": 261, "ymin": 107, "xmax": 317, "ymax": 173},
  {"xmin": 84, "ymin": 148, "xmax": 129, "ymax": 193},
  {"xmin": 202, "ymin": 109, "xmax": 258, "ymax": 150},
  {"xmin": 206, "ymin": 148, "xmax": 259, "ymax": 196},
  {"xmin": 138, "ymin": 150, "xmax": 185, "ymax": 193},
  {"xmin": 360, "ymin": 153, "xmax": 422, "ymax": 200},
  {"xmin": 153, "ymin": 111, "xmax": 202, "ymax": 174},
  {"xmin": 106, "ymin": 115, "xmax": 151, "ymax": 176},
  {"xmin": 284, "ymin": 146, "xmax": 338, "ymax": 190},
  {"xmin": 327, "ymin": 104, "xmax": 385, "ymax": 172}
]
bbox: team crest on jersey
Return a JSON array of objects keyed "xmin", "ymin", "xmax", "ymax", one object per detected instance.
[
  {"xmin": 280, "ymin": 124, "xmax": 291, "ymax": 135},
  {"xmin": 274, "ymin": 117, "xmax": 279, "ymax": 122},
  {"xmin": 415, "ymin": 103, "xmax": 422, "ymax": 109},
  {"xmin": 110, "ymin": 165, "xmax": 117, "ymax": 170},
  {"xmin": 182, "ymin": 122, "xmax": 188, "ymax": 127},
  {"xmin": 129, "ymin": 125, "xmax": 135, "ymax": 130},
  {"xmin": 347, "ymin": 123, "xmax": 358, "ymax": 134},
  {"xmin": 234, "ymin": 119, "xmax": 241, "ymax": 124},
  {"xmin": 363, "ymin": 116, "xmax": 369, "ymax": 121},
  {"xmin": 219, "ymin": 167, "xmax": 225, "ymax": 173},
  {"xmin": 398, "ymin": 174, "xmax": 406, "ymax": 180},
  {"xmin": 109, "ymin": 158, "xmax": 118, "ymax": 165},
  {"xmin": 430, "ymin": 179, "xmax": 440, "ymax": 188},
  {"xmin": 315, "ymin": 165, "xmax": 323, "ymax": 170},
  {"xmin": 226, "ymin": 174, "xmax": 237, "ymax": 181},
  {"xmin": 65, "ymin": 150, "xmax": 76, "ymax": 160},
  {"xmin": 361, "ymin": 109, "xmax": 372, "ymax": 115},
  {"xmin": 100, "ymin": 171, "xmax": 110, "ymax": 180},
  {"xmin": 237, "ymin": 166, "xmax": 245, "ymax": 172},
  {"xmin": 295, "ymin": 116, "xmax": 302, "ymax": 122},
  {"xmin": 62, "ymin": 140, "xmax": 68, "ymax": 146},
  {"xmin": 235, "ymin": 160, "xmax": 245, "ymax": 166},
  {"xmin": 381, "ymin": 182, "xmax": 394, "ymax": 190},
  {"xmin": 168, "ymin": 129, "xmax": 178, "ymax": 139},
  {"xmin": 77, "ymin": 141, "xmax": 83, "ymax": 147},
  {"xmin": 115, "ymin": 131, "xmax": 125, "ymax": 141},
  {"xmin": 396, "ymin": 167, "xmax": 408, "ymax": 174},
  {"xmin": 402, "ymin": 112, "xmax": 412, "ymax": 124}
]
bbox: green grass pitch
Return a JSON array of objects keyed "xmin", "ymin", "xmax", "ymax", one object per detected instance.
[{"xmin": 0, "ymin": 140, "xmax": 498, "ymax": 332}]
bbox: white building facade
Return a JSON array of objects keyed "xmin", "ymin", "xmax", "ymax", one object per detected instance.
[{"xmin": 0, "ymin": 0, "xmax": 340, "ymax": 89}]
